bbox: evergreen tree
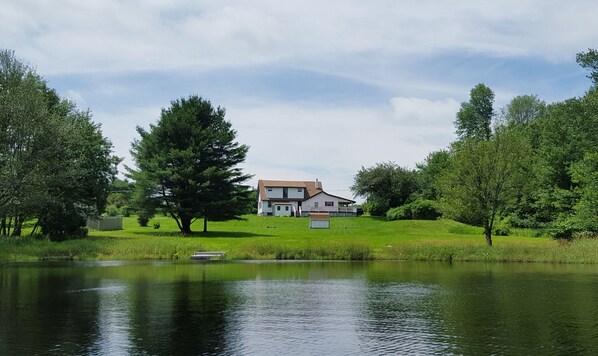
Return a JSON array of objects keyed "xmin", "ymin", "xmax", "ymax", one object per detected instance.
[{"xmin": 130, "ymin": 96, "xmax": 252, "ymax": 233}]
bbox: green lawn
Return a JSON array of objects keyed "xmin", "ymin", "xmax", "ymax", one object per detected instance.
[{"xmin": 2, "ymin": 215, "xmax": 597, "ymax": 263}]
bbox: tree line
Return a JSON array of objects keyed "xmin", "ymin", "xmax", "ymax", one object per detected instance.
[
  {"xmin": 0, "ymin": 50, "xmax": 116, "ymax": 239},
  {"xmin": 352, "ymin": 49, "xmax": 598, "ymax": 245},
  {"xmin": 4, "ymin": 47, "xmax": 597, "ymax": 242},
  {"xmin": 0, "ymin": 50, "xmax": 253, "ymax": 238}
]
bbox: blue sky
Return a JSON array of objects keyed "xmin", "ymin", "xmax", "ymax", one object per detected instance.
[{"xmin": 2, "ymin": 1, "xmax": 598, "ymax": 198}]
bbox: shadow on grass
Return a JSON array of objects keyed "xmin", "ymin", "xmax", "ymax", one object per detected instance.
[{"xmin": 128, "ymin": 230, "xmax": 274, "ymax": 238}]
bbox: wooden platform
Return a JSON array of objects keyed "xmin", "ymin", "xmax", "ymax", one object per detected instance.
[{"xmin": 190, "ymin": 251, "xmax": 226, "ymax": 261}]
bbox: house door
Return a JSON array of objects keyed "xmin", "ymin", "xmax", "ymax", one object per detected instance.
[{"xmin": 274, "ymin": 204, "xmax": 292, "ymax": 217}]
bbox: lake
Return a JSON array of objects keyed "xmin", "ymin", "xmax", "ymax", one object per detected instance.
[{"xmin": 2, "ymin": 260, "xmax": 598, "ymax": 355}]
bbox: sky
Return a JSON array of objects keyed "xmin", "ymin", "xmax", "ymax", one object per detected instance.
[{"xmin": 2, "ymin": 1, "xmax": 598, "ymax": 199}]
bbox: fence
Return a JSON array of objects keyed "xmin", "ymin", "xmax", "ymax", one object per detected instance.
[{"xmin": 86, "ymin": 216, "xmax": 123, "ymax": 231}]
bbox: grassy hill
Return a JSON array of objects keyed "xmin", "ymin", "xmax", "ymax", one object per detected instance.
[{"xmin": 2, "ymin": 215, "xmax": 597, "ymax": 263}]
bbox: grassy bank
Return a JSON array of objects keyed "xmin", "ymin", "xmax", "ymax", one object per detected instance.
[{"xmin": 1, "ymin": 215, "xmax": 596, "ymax": 263}]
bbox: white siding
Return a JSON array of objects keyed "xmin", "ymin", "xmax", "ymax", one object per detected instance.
[
  {"xmin": 273, "ymin": 203, "xmax": 293, "ymax": 216},
  {"xmin": 302, "ymin": 193, "xmax": 351, "ymax": 213},
  {"xmin": 266, "ymin": 187, "xmax": 303, "ymax": 199},
  {"xmin": 288, "ymin": 188, "xmax": 304, "ymax": 199},
  {"xmin": 302, "ymin": 193, "xmax": 335, "ymax": 212},
  {"xmin": 266, "ymin": 187, "xmax": 283, "ymax": 199}
]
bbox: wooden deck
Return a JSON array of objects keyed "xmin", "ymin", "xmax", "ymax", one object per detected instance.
[{"xmin": 190, "ymin": 251, "xmax": 226, "ymax": 261}]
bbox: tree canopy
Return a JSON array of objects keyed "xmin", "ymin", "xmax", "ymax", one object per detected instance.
[
  {"xmin": 350, "ymin": 49, "xmax": 598, "ymax": 242},
  {"xmin": 438, "ymin": 128, "xmax": 531, "ymax": 245},
  {"xmin": 501, "ymin": 94, "xmax": 546, "ymax": 126},
  {"xmin": 351, "ymin": 162, "xmax": 419, "ymax": 216},
  {"xmin": 129, "ymin": 95, "xmax": 252, "ymax": 233},
  {"xmin": 454, "ymin": 83, "xmax": 494, "ymax": 141},
  {"xmin": 0, "ymin": 50, "xmax": 116, "ymax": 239},
  {"xmin": 576, "ymin": 48, "xmax": 598, "ymax": 86}
]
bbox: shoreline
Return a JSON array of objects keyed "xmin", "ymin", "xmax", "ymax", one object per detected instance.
[{"xmin": 2, "ymin": 216, "xmax": 596, "ymax": 264}]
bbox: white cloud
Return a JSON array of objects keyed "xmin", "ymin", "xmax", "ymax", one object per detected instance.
[
  {"xmin": 4, "ymin": 1, "xmax": 598, "ymax": 76},
  {"xmin": 66, "ymin": 90, "xmax": 84, "ymax": 104},
  {"xmin": 3, "ymin": 0, "xmax": 595, "ymax": 198},
  {"xmin": 390, "ymin": 97, "xmax": 460, "ymax": 128},
  {"xmin": 227, "ymin": 99, "xmax": 456, "ymax": 193},
  {"xmin": 93, "ymin": 105, "xmax": 163, "ymax": 173}
]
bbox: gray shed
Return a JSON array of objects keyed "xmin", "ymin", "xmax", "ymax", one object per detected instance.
[{"xmin": 309, "ymin": 212, "xmax": 330, "ymax": 229}]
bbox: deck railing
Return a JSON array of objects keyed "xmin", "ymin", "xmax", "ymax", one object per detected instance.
[{"xmin": 300, "ymin": 206, "xmax": 357, "ymax": 214}]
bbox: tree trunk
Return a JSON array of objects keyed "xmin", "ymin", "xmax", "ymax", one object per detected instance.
[
  {"xmin": 180, "ymin": 215, "xmax": 192, "ymax": 234},
  {"xmin": 203, "ymin": 216, "xmax": 208, "ymax": 233},
  {"xmin": 12, "ymin": 225, "xmax": 21, "ymax": 236},
  {"xmin": 484, "ymin": 226, "xmax": 493, "ymax": 246},
  {"xmin": 11, "ymin": 216, "xmax": 22, "ymax": 237}
]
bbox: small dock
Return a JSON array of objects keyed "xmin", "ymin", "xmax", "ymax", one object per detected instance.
[{"xmin": 190, "ymin": 251, "xmax": 226, "ymax": 261}]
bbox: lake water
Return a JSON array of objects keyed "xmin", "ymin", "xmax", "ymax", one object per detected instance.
[{"xmin": 2, "ymin": 260, "xmax": 598, "ymax": 355}]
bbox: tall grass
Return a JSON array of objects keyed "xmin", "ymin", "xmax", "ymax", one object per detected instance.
[
  {"xmin": 235, "ymin": 240, "xmax": 371, "ymax": 260},
  {"xmin": 2, "ymin": 215, "xmax": 598, "ymax": 263}
]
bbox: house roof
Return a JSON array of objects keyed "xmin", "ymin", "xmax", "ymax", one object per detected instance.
[
  {"xmin": 257, "ymin": 179, "xmax": 355, "ymax": 204},
  {"xmin": 257, "ymin": 180, "xmax": 322, "ymax": 200},
  {"xmin": 309, "ymin": 212, "xmax": 330, "ymax": 221},
  {"xmin": 306, "ymin": 191, "xmax": 356, "ymax": 204}
]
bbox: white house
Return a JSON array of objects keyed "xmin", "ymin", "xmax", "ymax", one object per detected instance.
[{"xmin": 257, "ymin": 179, "xmax": 356, "ymax": 216}]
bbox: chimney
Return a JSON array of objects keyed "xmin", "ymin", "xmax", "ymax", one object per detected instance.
[{"xmin": 315, "ymin": 178, "xmax": 322, "ymax": 190}]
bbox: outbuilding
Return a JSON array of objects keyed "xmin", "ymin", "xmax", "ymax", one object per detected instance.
[{"xmin": 309, "ymin": 212, "xmax": 330, "ymax": 229}]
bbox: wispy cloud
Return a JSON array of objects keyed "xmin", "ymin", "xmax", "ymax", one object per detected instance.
[
  {"xmin": 5, "ymin": 1, "xmax": 598, "ymax": 75},
  {"xmin": 3, "ymin": 0, "xmax": 597, "ymax": 192}
]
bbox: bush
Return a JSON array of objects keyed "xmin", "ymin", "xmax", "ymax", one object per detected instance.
[
  {"xmin": 493, "ymin": 218, "xmax": 511, "ymax": 236},
  {"xmin": 105, "ymin": 205, "xmax": 120, "ymax": 217},
  {"xmin": 38, "ymin": 206, "xmax": 89, "ymax": 241},
  {"xmin": 386, "ymin": 206, "xmax": 409, "ymax": 221},
  {"xmin": 387, "ymin": 199, "xmax": 441, "ymax": 221},
  {"xmin": 121, "ymin": 206, "xmax": 131, "ymax": 217},
  {"xmin": 549, "ymin": 218, "xmax": 580, "ymax": 240},
  {"xmin": 364, "ymin": 200, "xmax": 389, "ymax": 217},
  {"xmin": 137, "ymin": 213, "xmax": 152, "ymax": 227}
]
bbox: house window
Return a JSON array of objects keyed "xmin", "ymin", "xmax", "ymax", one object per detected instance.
[
  {"xmin": 267, "ymin": 201, "xmax": 272, "ymax": 208},
  {"xmin": 314, "ymin": 202, "xmax": 319, "ymax": 208},
  {"xmin": 277, "ymin": 206, "xmax": 281, "ymax": 211},
  {"xmin": 285, "ymin": 206, "xmax": 289, "ymax": 211},
  {"xmin": 297, "ymin": 188, "xmax": 302, "ymax": 192},
  {"xmin": 325, "ymin": 201, "xmax": 334, "ymax": 207},
  {"xmin": 267, "ymin": 188, "xmax": 272, "ymax": 192},
  {"xmin": 283, "ymin": 187, "xmax": 288, "ymax": 198}
]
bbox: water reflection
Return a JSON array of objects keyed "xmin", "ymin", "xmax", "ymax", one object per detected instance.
[{"xmin": 2, "ymin": 261, "xmax": 598, "ymax": 355}]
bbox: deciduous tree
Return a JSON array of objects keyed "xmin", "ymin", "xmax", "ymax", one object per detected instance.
[
  {"xmin": 455, "ymin": 83, "xmax": 494, "ymax": 141},
  {"xmin": 438, "ymin": 128, "xmax": 531, "ymax": 246},
  {"xmin": 351, "ymin": 162, "xmax": 419, "ymax": 216},
  {"xmin": 501, "ymin": 94, "xmax": 546, "ymax": 126},
  {"xmin": 576, "ymin": 48, "xmax": 598, "ymax": 86},
  {"xmin": 0, "ymin": 50, "xmax": 115, "ymax": 238}
]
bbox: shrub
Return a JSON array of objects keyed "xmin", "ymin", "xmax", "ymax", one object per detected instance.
[
  {"xmin": 39, "ymin": 206, "xmax": 89, "ymax": 241},
  {"xmin": 387, "ymin": 199, "xmax": 441, "ymax": 221},
  {"xmin": 549, "ymin": 218, "xmax": 580, "ymax": 240},
  {"xmin": 386, "ymin": 206, "xmax": 409, "ymax": 221},
  {"xmin": 364, "ymin": 200, "xmax": 389, "ymax": 217},
  {"xmin": 121, "ymin": 206, "xmax": 131, "ymax": 217},
  {"xmin": 493, "ymin": 218, "xmax": 511, "ymax": 236},
  {"xmin": 105, "ymin": 205, "xmax": 120, "ymax": 217},
  {"xmin": 137, "ymin": 213, "xmax": 151, "ymax": 227}
]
